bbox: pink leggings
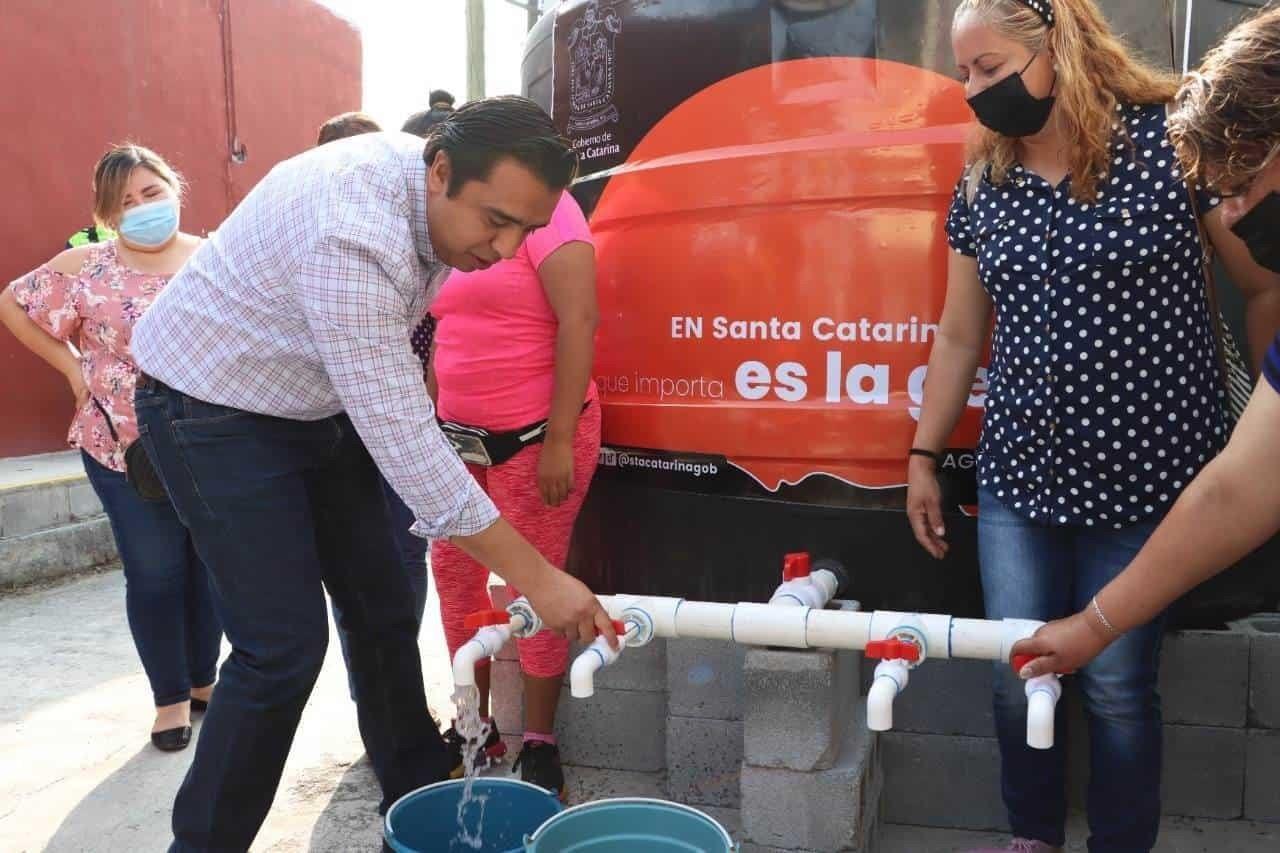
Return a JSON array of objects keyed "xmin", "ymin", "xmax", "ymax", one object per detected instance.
[{"xmin": 432, "ymin": 402, "xmax": 601, "ymax": 679}]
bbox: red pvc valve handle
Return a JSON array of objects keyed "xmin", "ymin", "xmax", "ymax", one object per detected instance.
[
  {"xmin": 1011, "ymin": 653, "xmax": 1074, "ymax": 676},
  {"xmin": 464, "ymin": 609, "xmax": 511, "ymax": 630},
  {"xmin": 865, "ymin": 639, "xmax": 921, "ymax": 662},
  {"xmin": 782, "ymin": 552, "xmax": 812, "ymax": 581},
  {"xmin": 595, "ymin": 619, "xmax": 627, "ymax": 637}
]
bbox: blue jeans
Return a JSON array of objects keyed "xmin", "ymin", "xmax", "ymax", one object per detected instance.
[
  {"xmin": 82, "ymin": 452, "xmax": 221, "ymax": 706},
  {"xmin": 979, "ymin": 489, "xmax": 1165, "ymax": 853},
  {"xmin": 134, "ymin": 378, "xmax": 450, "ymax": 852},
  {"xmin": 332, "ymin": 478, "xmax": 430, "ymax": 699}
]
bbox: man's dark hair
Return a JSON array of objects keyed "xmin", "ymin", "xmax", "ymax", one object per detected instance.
[
  {"xmin": 316, "ymin": 111, "xmax": 382, "ymax": 146},
  {"xmin": 428, "ymin": 89, "xmax": 456, "ymax": 109},
  {"xmin": 423, "ymin": 96, "xmax": 577, "ymax": 196}
]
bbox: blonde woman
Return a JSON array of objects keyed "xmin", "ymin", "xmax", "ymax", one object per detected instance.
[
  {"xmin": 904, "ymin": 1, "xmax": 1280, "ymax": 850},
  {"xmin": 0, "ymin": 145, "xmax": 220, "ymax": 752}
]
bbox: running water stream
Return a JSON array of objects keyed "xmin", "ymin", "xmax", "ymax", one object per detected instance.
[{"xmin": 450, "ymin": 685, "xmax": 492, "ymax": 850}]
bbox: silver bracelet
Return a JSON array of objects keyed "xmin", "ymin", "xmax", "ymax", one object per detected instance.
[{"xmin": 1091, "ymin": 596, "xmax": 1119, "ymax": 636}]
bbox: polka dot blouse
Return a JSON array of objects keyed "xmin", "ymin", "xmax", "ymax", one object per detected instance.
[{"xmin": 945, "ymin": 102, "xmax": 1226, "ymax": 528}]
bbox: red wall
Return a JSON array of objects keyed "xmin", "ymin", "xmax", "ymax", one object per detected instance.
[{"xmin": 0, "ymin": 0, "xmax": 361, "ymax": 457}]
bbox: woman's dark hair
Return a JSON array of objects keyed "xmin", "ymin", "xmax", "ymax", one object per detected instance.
[
  {"xmin": 423, "ymin": 96, "xmax": 577, "ymax": 196},
  {"xmin": 1169, "ymin": 4, "xmax": 1280, "ymax": 195},
  {"xmin": 428, "ymin": 89, "xmax": 456, "ymax": 109},
  {"xmin": 316, "ymin": 111, "xmax": 382, "ymax": 146},
  {"xmin": 402, "ymin": 107, "xmax": 453, "ymax": 138}
]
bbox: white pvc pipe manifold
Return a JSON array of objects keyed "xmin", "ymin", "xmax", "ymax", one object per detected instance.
[{"xmin": 574, "ymin": 592, "xmax": 1055, "ymax": 747}]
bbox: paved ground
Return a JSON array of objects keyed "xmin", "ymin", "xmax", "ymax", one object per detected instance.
[
  {"xmin": 0, "ymin": 569, "xmax": 438, "ymax": 853},
  {"xmin": 2, "ymin": 570, "xmax": 1277, "ymax": 852}
]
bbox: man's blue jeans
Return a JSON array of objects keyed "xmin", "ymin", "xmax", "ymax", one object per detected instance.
[
  {"xmin": 332, "ymin": 478, "xmax": 429, "ymax": 700},
  {"xmin": 979, "ymin": 489, "xmax": 1166, "ymax": 853},
  {"xmin": 135, "ymin": 377, "xmax": 450, "ymax": 852}
]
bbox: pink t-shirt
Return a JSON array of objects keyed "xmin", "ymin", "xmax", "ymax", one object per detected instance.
[{"xmin": 432, "ymin": 192, "xmax": 597, "ymax": 430}]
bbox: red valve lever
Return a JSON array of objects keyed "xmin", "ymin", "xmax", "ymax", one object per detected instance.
[
  {"xmin": 782, "ymin": 552, "xmax": 812, "ymax": 581},
  {"xmin": 595, "ymin": 619, "xmax": 628, "ymax": 637},
  {"xmin": 865, "ymin": 639, "xmax": 921, "ymax": 662},
  {"xmin": 464, "ymin": 609, "xmax": 511, "ymax": 630},
  {"xmin": 1010, "ymin": 653, "xmax": 1074, "ymax": 676}
]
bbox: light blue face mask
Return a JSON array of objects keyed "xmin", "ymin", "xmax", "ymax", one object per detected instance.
[{"xmin": 119, "ymin": 197, "xmax": 180, "ymax": 248}]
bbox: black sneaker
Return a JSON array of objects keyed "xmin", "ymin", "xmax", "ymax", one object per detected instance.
[
  {"xmin": 443, "ymin": 719, "xmax": 507, "ymax": 779},
  {"xmin": 513, "ymin": 740, "xmax": 567, "ymax": 803}
]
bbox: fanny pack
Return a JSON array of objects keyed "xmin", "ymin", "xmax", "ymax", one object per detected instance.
[
  {"xmin": 438, "ymin": 402, "xmax": 590, "ymax": 467},
  {"xmin": 92, "ymin": 396, "xmax": 168, "ymax": 501}
]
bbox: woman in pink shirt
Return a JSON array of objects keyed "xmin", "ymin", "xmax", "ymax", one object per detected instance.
[
  {"xmin": 425, "ymin": 191, "xmax": 600, "ymax": 799},
  {"xmin": 0, "ymin": 145, "xmax": 221, "ymax": 752}
]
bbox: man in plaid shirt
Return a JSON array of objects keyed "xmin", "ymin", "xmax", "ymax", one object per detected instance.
[{"xmin": 131, "ymin": 97, "xmax": 617, "ymax": 852}]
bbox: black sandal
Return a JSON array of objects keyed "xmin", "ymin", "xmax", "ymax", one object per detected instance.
[{"xmin": 151, "ymin": 726, "xmax": 192, "ymax": 752}]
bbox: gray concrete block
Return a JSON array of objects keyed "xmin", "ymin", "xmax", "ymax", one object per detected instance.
[
  {"xmin": 1162, "ymin": 724, "xmax": 1246, "ymax": 819},
  {"xmin": 668, "ymin": 638, "xmax": 746, "ymax": 721},
  {"xmin": 0, "ymin": 517, "xmax": 117, "ymax": 589},
  {"xmin": 860, "ymin": 656, "xmax": 995, "ymax": 738},
  {"xmin": 561, "ymin": 764, "xmax": 666, "ymax": 801},
  {"xmin": 557, "ymin": 684, "xmax": 667, "ymax": 772},
  {"xmin": 66, "ymin": 481, "xmax": 103, "ymax": 521},
  {"xmin": 741, "ymin": 709, "xmax": 881, "ymax": 852},
  {"xmin": 699, "ymin": 806, "xmax": 743, "ymax": 845},
  {"xmin": 880, "ymin": 732, "xmax": 1009, "ymax": 831},
  {"xmin": 667, "ymin": 715, "xmax": 743, "ymax": 808},
  {"xmin": 1159, "ymin": 630, "xmax": 1249, "ymax": 728},
  {"xmin": 492, "ymin": 656, "xmax": 667, "ymax": 773},
  {"xmin": 577, "ymin": 637, "xmax": 667, "ymax": 693},
  {"xmin": 0, "ymin": 483, "xmax": 71, "ymax": 539},
  {"xmin": 1245, "ymin": 729, "xmax": 1280, "ymax": 823},
  {"xmin": 1246, "ymin": 622, "xmax": 1280, "ymax": 730},
  {"xmin": 745, "ymin": 647, "xmax": 859, "ymax": 771}
]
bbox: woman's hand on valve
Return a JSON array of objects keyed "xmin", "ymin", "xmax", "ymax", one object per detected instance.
[{"xmin": 1009, "ymin": 609, "xmax": 1114, "ymax": 679}]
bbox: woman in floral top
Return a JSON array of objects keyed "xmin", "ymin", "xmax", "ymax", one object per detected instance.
[{"xmin": 0, "ymin": 145, "xmax": 222, "ymax": 752}]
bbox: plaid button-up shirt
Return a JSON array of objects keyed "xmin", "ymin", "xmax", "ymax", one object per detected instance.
[{"xmin": 132, "ymin": 132, "xmax": 498, "ymax": 538}]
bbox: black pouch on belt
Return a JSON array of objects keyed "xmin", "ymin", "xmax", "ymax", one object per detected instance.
[
  {"xmin": 437, "ymin": 402, "xmax": 591, "ymax": 467},
  {"xmin": 92, "ymin": 397, "xmax": 169, "ymax": 501}
]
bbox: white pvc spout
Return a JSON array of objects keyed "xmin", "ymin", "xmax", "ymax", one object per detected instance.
[
  {"xmin": 569, "ymin": 643, "xmax": 609, "ymax": 699},
  {"xmin": 867, "ymin": 659, "xmax": 910, "ymax": 731},
  {"xmin": 1025, "ymin": 674, "xmax": 1062, "ymax": 750},
  {"xmin": 569, "ymin": 623, "xmax": 637, "ymax": 698},
  {"xmin": 451, "ymin": 613, "xmax": 527, "ymax": 688}
]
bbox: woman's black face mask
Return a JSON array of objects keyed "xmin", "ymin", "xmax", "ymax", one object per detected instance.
[
  {"xmin": 966, "ymin": 51, "xmax": 1056, "ymax": 139},
  {"xmin": 1230, "ymin": 191, "xmax": 1280, "ymax": 274}
]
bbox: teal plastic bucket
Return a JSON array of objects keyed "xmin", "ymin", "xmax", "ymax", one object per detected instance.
[
  {"xmin": 384, "ymin": 778, "xmax": 562, "ymax": 853},
  {"xmin": 524, "ymin": 797, "xmax": 739, "ymax": 852}
]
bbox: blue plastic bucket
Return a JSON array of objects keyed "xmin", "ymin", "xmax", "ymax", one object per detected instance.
[
  {"xmin": 524, "ymin": 797, "xmax": 739, "ymax": 852},
  {"xmin": 384, "ymin": 778, "xmax": 562, "ymax": 853}
]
